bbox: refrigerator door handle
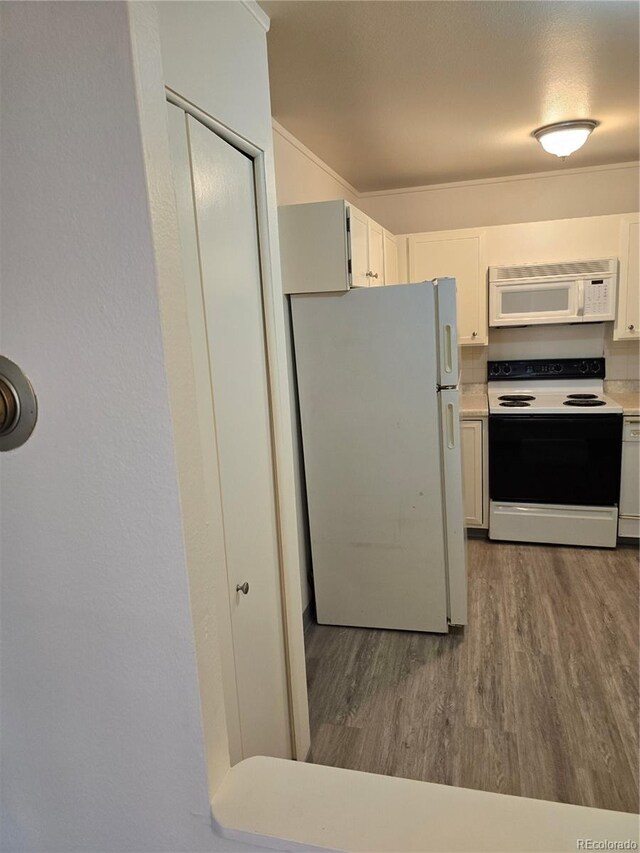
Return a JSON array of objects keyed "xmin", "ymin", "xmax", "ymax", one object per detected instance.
[
  {"xmin": 439, "ymin": 389, "xmax": 467, "ymax": 626},
  {"xmin": 444, "ymin": 324, "xmax": 454, "ymax": 377},
  {"xmin": 446, "ymin": 401, "xmax": 455, "ymax": 449}
]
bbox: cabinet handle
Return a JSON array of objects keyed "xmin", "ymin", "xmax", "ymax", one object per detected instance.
[
  {"xmin": 472, "ymin": 331, "xmax": 478, "ymax": 338},
  {"xmin": 628, "ymin": 324, "xmax": 635, "ymax": 331},
  {"xmin": 236, "ymin": 582, "xmax": 249, "ymax": 595},
  {"xmin": 366, "ymin": 271, "xmax": 378, "ymax": 279}
]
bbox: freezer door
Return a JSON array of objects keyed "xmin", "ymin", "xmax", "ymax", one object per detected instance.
[
  {"xmin": 439, "ymin": 389, "xmax": 468, "ymax": 625},
  {"xmin": 291, "ymin": 285, "xmax": 450, "ymax": 633},
  {"xmin": 435, "ymin": 277, "xmax": 460, "ymax": 387}
]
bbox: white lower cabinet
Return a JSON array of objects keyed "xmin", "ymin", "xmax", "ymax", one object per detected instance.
[
  {"xmin": 619, "ymin": 417, "xmax": 640, "ymax": 538},
  {"xmin": 460, "ymin": 418, "xmax": 486, "ymax": 528}
]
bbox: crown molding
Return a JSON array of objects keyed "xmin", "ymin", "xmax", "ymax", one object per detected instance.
[
  {"xmin": 240, "ymin": 1, "xmax": 270, "ymax": 32},
  {"xmin": 272, "ymin": 119, "xmax": 360, "ymax": 199},
  {"xmin": 360, "ymin": 161, "xmax": 640, "ymax": 199}
]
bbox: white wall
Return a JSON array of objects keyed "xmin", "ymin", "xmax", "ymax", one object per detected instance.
[
  {"xmin": 0, "ymin": 2, "xmax": 289, "ymax": 850},
  {"xmin": 273, "ymin": 121, "xmax": 359, "ymax": 207},
  {"xmin": 0, "ymin": 3, "xmax": 219, "ymax": 850},
  {"xmin": 361, "ymin": 163, "xmax": 640, "ymax": 235}
]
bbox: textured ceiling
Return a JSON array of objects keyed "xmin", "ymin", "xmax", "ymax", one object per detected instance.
[{"xmin": 261, "ymin": 1, "xmax": 640, "ymax": 191}]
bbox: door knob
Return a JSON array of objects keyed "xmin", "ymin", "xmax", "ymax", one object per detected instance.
[
  {"xmin": 0, "ymin": 356, "xmax": 37, "ymax": 451},
  {"xmin": 628, "ymin": 324, "xmax": 635, "ymax": 331},
  {"xmin": 236, "ymin": 582, "xmax": 249, "ymax": 595},
  {"xmin": 366, "ymin": 271, "xmax": 378, "ymax": 279},
  {"xmin": 0, "ymin": 378, "xmax": 18, "ymax": 435}
]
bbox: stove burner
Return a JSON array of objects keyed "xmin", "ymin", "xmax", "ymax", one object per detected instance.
[
  {"xmin": 563, "ymin": 399, "xmax": 606, "ymax": 407},
  {"xmin": 499, "ymin": 400, "xmax": 531, "ymax": 407},
  {"xmin": 566, "ymin": 393, "xmax": 598, "ymax": 400},
  {"xmin": 498, "ymin": 394, "xmax": 536, "ymax": 402}
]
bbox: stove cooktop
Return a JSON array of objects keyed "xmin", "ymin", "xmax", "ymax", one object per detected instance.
[
  {"xmin": 489, "ymin": 388, "xmax": 622, "ymax": 414},
  {"xmin": 487, "ymin": 357, "xmax": 623, "ymax": 415}
]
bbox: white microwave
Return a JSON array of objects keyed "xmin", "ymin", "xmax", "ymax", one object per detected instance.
[{"xmin": 489, "ymin": 258, "xmax": 617, "ymax": 327}]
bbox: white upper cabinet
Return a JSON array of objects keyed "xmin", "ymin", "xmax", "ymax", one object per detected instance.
[
  {"xmin": 408, "ymin": 229, "xmax": 488, "ymax": 346},
  {"xmin": 367, "ymin": 218, "xmax": 385, "ymax": 287},
  {"xmin": 383, "ymin": 228, "xmax": 399, "ymax": 285},
  {"xmin": 278, "ymin": 199, "xmax": 394, "ymax": 294},
  {"xmin": 349, "ymin": 203, "xmax": 385, "ymax": 287},
  {"xmin": 614, "ymin": 214, "xmax": 640, "ymax": 340}
]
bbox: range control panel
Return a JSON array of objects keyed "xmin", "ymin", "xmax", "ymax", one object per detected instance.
[{"xmin": 488, "ymin": 357, "xmax": 605, "ymax": 381}]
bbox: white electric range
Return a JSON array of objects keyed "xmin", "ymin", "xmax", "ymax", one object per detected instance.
[{"xmin": 488, "ymin": 358, "xmax": 624, "ymax": 548}]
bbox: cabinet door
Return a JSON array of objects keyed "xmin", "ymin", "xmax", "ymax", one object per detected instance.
[
  {"xmin": 461, "ymin": 419, "xmax": 483, "ymax": 527},
  {"xmin": 349, "ymin": 205, "xmax": 370, "ymax": 288},
  {"xmin": 383, "ymin": 229, "xmax": 399, "ymax": 285},
  {"xmin": 614, "ymin": 215, "xmax": 639, "ymax": 340},
  {"xmin": 368, "ymin": 219, "xmax": 384, "ymax": 286},
  {"xmin": 620, "ymin": 429, "xmax": 640, "ymax": 518},
  {"xmin": 279, "ymin": 200, "xmax": 350, "ymax": 295},
  {"xmin": 409, "ymin": 230, "xmax": 487, "ymax": 345}
]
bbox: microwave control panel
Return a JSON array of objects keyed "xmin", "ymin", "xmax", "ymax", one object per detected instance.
[{"xmin": 583, "ymin": 277, "xmax": 615, "ymax": 318}]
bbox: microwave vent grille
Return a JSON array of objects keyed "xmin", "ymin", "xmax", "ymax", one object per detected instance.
[{"xmin": 492, "ymin": 258, "xmax": 613, "ymax": 282}]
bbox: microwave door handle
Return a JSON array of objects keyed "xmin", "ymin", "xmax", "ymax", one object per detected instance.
[{"xmin": 577, "ymin": 280, "xmax": 585, "ymax": 316}]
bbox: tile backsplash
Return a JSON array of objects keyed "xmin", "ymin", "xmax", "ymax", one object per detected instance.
[{"xmin": 461, "ymin": 323, "xmax": 640, "ymax": 384}]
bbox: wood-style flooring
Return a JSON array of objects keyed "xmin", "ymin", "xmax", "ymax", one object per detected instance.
[{"xmin": 305, "ymin": 537, "xmax": 639, "ymax": 813}]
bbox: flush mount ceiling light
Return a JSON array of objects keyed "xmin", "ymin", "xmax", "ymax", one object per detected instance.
[{"xmin": 533, "ymin": 120, "xmax": 599, "ymax": 159}]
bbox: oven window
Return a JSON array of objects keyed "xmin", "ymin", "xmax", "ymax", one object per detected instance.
[{"xmin": 489, "ymin": 415, "xmax": 623, "ymax": 506}]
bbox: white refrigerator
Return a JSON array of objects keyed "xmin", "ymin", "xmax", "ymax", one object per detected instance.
[{"xmin": 291, "ymin": 278, "xmax": 467, "ymax": 634}]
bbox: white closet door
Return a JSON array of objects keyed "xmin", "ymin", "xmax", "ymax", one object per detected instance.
[
  {"xmin": 187, "ymin": 116, "xmax": 291, "ymax": 762},
  {"xmin": 167, "ymin": 106, "xmax": 292, "ymax": 762},
  {"xmin": 166, "ymin": 105, "xmax": 243, "ymax": 762}
]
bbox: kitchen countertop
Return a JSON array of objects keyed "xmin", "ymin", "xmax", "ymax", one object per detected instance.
[
  {"xmin": 605, "ymin": 388, "xmax": 640, "ymax": 417},
  {"xmin": 460, "ymin": 385, "xmax": 488, "ymax": 417}
]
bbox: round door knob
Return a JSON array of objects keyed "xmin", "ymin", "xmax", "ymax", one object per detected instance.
[
  {"xmin": 472, "ymin": 331, "xmax": 478, "ymax": 337},
  {"xmin": 0, "ymin": 378, "xmax": 18, "ymax": 435},
  {"xmin": 629, "ymin": 324, "xmax": 635, "ymax": 331},
  {"xmin": 236, "ymin": 582, "xmax": 249, "ymax": 595},
  {"xmin": 366, "ymin": 271, "xmax": 378, "ymax": 279}
]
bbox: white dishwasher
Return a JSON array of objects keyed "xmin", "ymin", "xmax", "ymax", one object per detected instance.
[{"xmin": 619, "ymin": 417, "xmax": 640, "ymax": 538}]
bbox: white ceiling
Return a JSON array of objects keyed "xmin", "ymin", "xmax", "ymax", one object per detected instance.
[{"xmin": 260, "ymin": 1, "xmax": 640, "ymax": 192}]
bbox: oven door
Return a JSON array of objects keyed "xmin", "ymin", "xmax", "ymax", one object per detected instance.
[{"xmin": 489, "ymin": 414, "xmax": 623, "ymax": 506}]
